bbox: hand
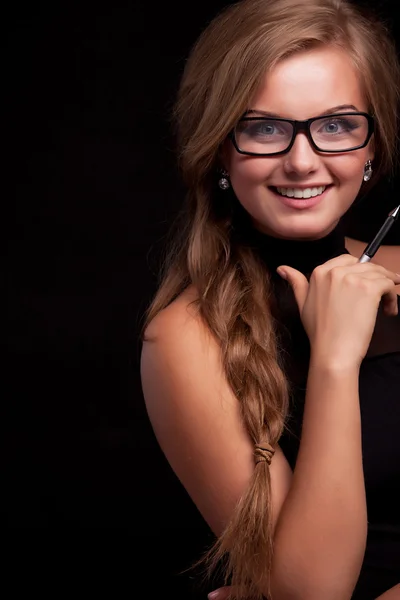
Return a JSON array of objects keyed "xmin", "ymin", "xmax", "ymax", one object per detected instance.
[
  {"xmin": 277, "ymin": 254, "xmax": 400, "ymax": 370},
  {"xmin": 207, "ymin": 587, "xmax": 234, "ymax": 600}
]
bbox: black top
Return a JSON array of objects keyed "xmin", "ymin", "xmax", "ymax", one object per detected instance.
[{"xmin": 250, "ymin": 220, "xmax": 400, "ymax": 600}]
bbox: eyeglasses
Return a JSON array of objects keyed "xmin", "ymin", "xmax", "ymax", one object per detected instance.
[{"xmin": 230, "ymin": 112, "xmax": 374, "ymax": 156}]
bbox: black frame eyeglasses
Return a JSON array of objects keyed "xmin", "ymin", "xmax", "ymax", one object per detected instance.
[{"xmin": 229, "ymin": 112, "xmax": 375, "ymax": 156}]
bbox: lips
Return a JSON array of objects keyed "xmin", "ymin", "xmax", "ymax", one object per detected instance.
[
  {"xmin": 270, "ymin": 184, "xmax": 333, "ymax": 197},
  {"xmin": 269, "ymin": 184, "xmax": 332, "ymax": 209}
]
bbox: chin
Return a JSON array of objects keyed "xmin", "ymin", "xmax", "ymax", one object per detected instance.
[{"xmin": 254, "ymin": 214, "xmax": 341, "ymax": 241}]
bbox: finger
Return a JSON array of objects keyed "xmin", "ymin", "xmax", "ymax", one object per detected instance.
[
  {"xmin": 370, "ymin": 276, "xmax": 398, "ymax": 299},
  {"xmin": 349, "ymin": 271, "xmax": 397, "ymax": 280},
  {"xmin": 317, "ymin": 254, "xmax": 400, "ymax": 285},
  {"xmin": 277, "ymin": 265, "xmax": 309, "ymax": 313},
  {"xmin": 382, "ymin": 291, "xmax": 399, "ymax": 317},
  {"xmin": 344, "ymin": 263, "xmax": 400, "ymax": 284}
]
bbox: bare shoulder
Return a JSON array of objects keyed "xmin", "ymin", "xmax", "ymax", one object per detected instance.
[
  {"xmin": 345, "ymin": 237, "xmax": 400, "ymax": 293},
  {"xmin": 144, "ymin": 284, "xmax": 206, "ymax": 344},
  {"xmin": 141, "ymin": 286, "xmax": 292, "ymax": 537}
]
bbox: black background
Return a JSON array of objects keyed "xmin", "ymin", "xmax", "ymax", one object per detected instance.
[{"xmin": 4, "ymin": 1, "xmax": 400, "ymax": 597}]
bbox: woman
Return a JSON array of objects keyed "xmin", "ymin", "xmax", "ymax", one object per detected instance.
[{"xmin": 141, "ymin": 1, "xmax": 400, "ymax": 598}]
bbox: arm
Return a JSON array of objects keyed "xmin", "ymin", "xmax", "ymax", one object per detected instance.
[
  {"xmin": 141, "ymin": 289, "xmax": 293, "ymax": 539},
  {"xmin": 375, "ymin": 584, "xmax": 400, "ymax": 599},
  {"xmin": 141, "ymin": 288, "xmax": 365, "ymax": 600},
  {"xmin": 270, "ymin": 360, "xmax": 366, "ymax": 599}
]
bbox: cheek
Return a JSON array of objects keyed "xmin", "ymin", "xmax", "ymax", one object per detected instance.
[
  {"xmin": 328, "ymin": 154, "xmax": 366, "ymax": 184},
  {"xmin": 229, "ymin": 156, "xmax": 278, "ymax": 185}
]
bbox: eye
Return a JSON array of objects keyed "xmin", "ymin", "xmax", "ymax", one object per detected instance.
[
  {"xmin": 257, "ymin": 123, "xmax": 277, "ymax": 135},
  {"xmin": 324, "ymin": 121, "xmax": 341, "ymax": 133},
  {"xmin": 317, "ymin": 117, "xmax": 359, "ymax": 135},
  {"xmin": 237, "ymin": 119, "xmax": 291, "ymax": 138}
]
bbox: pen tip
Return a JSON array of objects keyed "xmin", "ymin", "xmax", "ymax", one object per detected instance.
[{"xmin": 389, "ymin": 204, "xmax": 400, "ymax": 219}]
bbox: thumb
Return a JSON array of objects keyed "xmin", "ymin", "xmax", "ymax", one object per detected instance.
[{"xmin": 277, "ymin": 265, "xmax": 309, "ymax": 312}]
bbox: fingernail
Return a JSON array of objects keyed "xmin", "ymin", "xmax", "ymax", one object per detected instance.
[
  {"xmin": 208, "ymin": 592, "xmax": 219, "ymax": 600},
  {"xmin": 276, "ymin": 267, "xmax": 287, "ymax": 280}
]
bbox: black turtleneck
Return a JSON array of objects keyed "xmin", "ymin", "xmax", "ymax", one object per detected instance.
[
  {"xmin": 249, "ymin": 217, "xmax": 348, "ymax": 275},
  {"xmin": 240, "ymin": 219, "xmax": 400, "ymax": 599}
]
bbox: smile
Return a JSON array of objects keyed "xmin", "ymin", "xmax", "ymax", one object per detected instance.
[{"xmin": 274, "ymin": 186, "xmax": 327, "ymax": 199}]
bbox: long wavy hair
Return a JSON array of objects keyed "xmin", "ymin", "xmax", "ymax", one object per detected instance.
[{"xmin": 143, "ymin": 0, "xmax": 400, "ymax": 598}]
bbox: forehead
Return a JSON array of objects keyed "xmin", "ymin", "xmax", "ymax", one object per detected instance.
[{"xmin": 251, "ymin": 46, "xmax": 368, "ymax": 119}]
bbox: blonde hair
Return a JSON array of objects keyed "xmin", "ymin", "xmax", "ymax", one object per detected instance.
[{"xmin": 143, "ymin": 0, "xmax": 400, "ymax": 598}]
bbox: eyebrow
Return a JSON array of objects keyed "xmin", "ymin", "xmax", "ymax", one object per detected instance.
[{"xmin": 245, "ymin": 104, "xmax": 359, "ymax": 118}]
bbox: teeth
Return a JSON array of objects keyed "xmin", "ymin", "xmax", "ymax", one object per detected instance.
[{"xmin": 276, "ymin": 186, "xmax": 326, "ymax": 198}]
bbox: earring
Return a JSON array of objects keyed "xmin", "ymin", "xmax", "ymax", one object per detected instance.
[
  {"xmin": 363, "ymin": 159, "xmax": 373, "ymax": 182},
  {"xmin": 218, "ymin": 169, "xmax": 230, "ymax": 190}
]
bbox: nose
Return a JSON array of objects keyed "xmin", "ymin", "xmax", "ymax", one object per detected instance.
[{"xmin": 283, "ymin": 132, "xmax": 320, "ymax": 176}]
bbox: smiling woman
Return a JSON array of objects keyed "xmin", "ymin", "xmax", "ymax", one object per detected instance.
[
  {"xmin": 140, "ymin": 1, "xmax": 400, "ymax": 599},
  {"xmin": 223, "ymin": 46, "xmax": 375, "ymax": 238}
]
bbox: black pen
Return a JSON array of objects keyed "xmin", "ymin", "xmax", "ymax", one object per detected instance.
[{"xmin": 358, "ymin": 204, "xmax": 400, "ymax": 263}]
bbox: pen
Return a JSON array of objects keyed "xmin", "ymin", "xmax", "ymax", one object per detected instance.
[{"xmin": 358, "ymin": 204, "xmax": 400, "ymax": 263}]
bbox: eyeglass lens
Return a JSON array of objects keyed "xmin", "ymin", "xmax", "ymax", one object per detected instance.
[{"xmin": 234, "ymin": 114, "xmax": 369, "ymax": 154}]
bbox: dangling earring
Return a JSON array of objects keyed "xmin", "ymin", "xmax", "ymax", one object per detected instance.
[
  {"xmin": 218, "ymin": 169, "xmax": 230, "ymax": 190},
  {"xmin": 363, "ymin": 159, "xmax": 373, "ymax": 182}
]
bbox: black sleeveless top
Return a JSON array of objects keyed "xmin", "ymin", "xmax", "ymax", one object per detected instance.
[{"xmin": 248, "ymin": 220, "xmax": 400, "ymax": 599}]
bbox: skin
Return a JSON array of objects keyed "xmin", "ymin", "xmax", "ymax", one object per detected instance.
[{"xmin": 224, "ymin": 46, "xmax": 375, "ymax": 241}]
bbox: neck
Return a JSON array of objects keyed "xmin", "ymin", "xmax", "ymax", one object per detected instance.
[{"xmin": 237, "ymin": 218, "xmax": 348, "ymax": 275}]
